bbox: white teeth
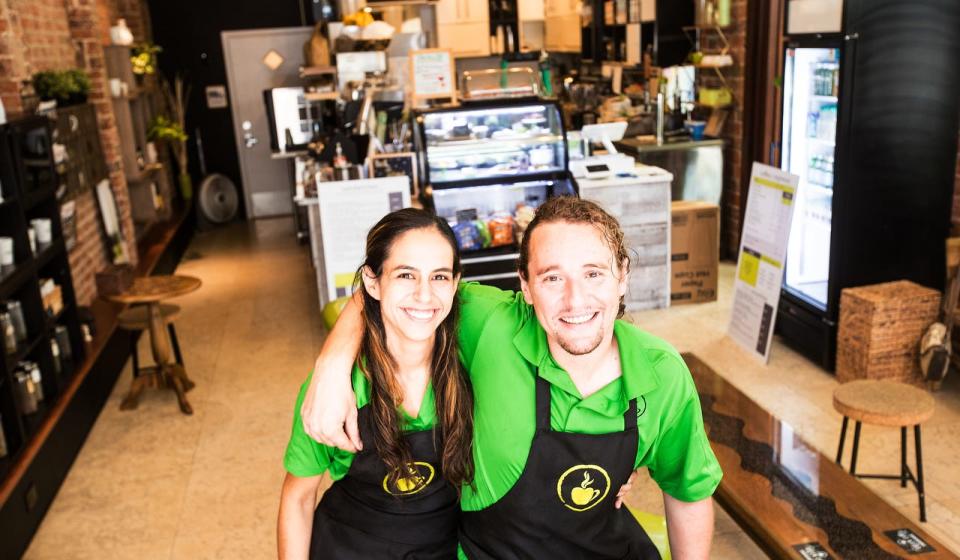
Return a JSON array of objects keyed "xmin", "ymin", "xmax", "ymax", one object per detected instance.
[
  {"xmin": 404, "ymin": 308, "xmax": 435, "ymax": 320},
  {"xmin": 560, "ymin": 313, "xmax": 595, "ymax": 325}
]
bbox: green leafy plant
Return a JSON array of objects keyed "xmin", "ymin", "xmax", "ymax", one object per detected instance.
[
  {"xmin": 32, "ymin": 69, "xmax": 91, "ymax": 103},
  {"xmin": 159, "ymin": 75, "xmax": 193, "ymax": 200},
  {"xmin": 131, "ymin": 43, "xmax": 162, "ymax": 75},
  {"xmin": 148, "ymin": 114, "xmax": 187, "ymax": 143}
]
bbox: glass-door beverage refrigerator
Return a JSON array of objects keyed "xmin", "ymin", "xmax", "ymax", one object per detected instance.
[{"xmin": 775, "ymin": 0, "xmax": 960, "ymax": 370}]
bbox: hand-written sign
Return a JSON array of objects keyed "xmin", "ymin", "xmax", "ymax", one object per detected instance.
[{"xmin": 410, "ymin": 49, "xmax": 456, "ymax": 100}]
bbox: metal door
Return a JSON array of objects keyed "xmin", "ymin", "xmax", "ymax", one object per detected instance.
[{"xmin": 222, "ymin": 27, "xmax": 312, "ymax": 218}]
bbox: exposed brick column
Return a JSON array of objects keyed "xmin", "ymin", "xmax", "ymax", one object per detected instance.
[
  {"xmin": 66, "ymin": 0, "xmax": 138, "ymax": 304},
  {"xmin": 0, "ymin": 0, "xmax": 28, "ymax": 116},
  {"xmin": 696, "ymin": 0, "xmax": 747, "ymax": 257},
  {"xmin": 953, "ymin": 128, "xmax": 960, "ymax": 233}
]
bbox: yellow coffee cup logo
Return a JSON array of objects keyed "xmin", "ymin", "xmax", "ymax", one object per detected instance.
[
  {"xmin": 556, "ymin": 464, "xmax": 610, "ymax": 512},
  {"xmin": 382, "ymin": 462, "xmax": 434, "ymax": 496}
]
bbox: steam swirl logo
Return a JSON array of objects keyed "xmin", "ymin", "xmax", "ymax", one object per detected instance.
[
  {"xmin": 382, "ymin": 462, "xmax": 435, "ymax": 496},
  {"xmin": 556, "ymin": 464, "xmax": 611, "ymax": 512}
]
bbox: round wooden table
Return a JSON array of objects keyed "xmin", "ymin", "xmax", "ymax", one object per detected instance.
[{"xmin": 107, "ymin": 275, "xmax": 201, "ymax": 415}]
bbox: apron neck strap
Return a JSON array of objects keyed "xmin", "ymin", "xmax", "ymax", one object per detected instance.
[
  {"xmin": 535, "ymin": 373, "xmax": 552, "ymax": 430},
  {"xmin": 623, "ymin": 396, "xmax": 638, "ymax": 430},
  {"xmin": 537, "ymin": 370, "xmax": 639, "ymax": 431}
]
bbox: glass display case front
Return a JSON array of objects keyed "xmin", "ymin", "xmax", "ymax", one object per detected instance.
[
  {"xmin": 432, "ymin": 181, "xmax": 552, "ymax": 253},
  {"xmin": 419, "ymin": 102, "xmax": 567, "ymax": 186}
]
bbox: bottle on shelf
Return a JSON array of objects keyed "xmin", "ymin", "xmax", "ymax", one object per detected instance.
[
  {"xmin": 2, "ymin": 300, "xmax": 27, "ymax": 342},
  {"xmin": 0, "ymin": 415, "xmax": 8, "ymax": 458},
  {"xmin": 51, "ymin": 337, "xmax": 62, "ymax": 377},
  {"xmin": 14, "ymin": 369, "xmax": 39, "ymax": 415},
  {"xmin": 1, "ymin": 311, "xmax": 17, "ymax": 354}
]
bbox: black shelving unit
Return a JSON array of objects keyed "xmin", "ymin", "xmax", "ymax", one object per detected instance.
[{"xmin": 0, "ymin": 114, "xmax": 85, "ymax": 480}]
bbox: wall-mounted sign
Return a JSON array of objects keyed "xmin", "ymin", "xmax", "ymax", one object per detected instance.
[{"xmin": 205, "ymin": 85, "xmax": 228, "ymax": 109}]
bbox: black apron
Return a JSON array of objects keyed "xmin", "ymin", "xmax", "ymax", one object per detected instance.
[
  {"xmin": 459, "ymin": 375, "xmax": 660, "ymax": 560},
  {"xmin": 310, "ymin": 403, "xmax": 459, "ymax": 559}
]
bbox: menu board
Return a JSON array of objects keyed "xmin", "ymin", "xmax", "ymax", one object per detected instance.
[
  {"xmin": 410, "ymin": 49, "xmax": 455, "ymax": 101},
  {"xmin": 728, "ymin": 163, "xmax": 800, "ymax": 362},
  {"xmin": 316, "ymin": 176, "xmax": 411, "ymax": 301}
]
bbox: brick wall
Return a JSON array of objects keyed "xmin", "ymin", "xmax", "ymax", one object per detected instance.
[
  {"xmin": 954, "ymin": 131, "xmax": 960, "ymax": 232},
  {"xmin": 697, "ymin": 0, "xmax": 746, "ymax": 256},
  {"xmin": 0, "ymin": 0, "xmax": 151, "ymax": 306}
]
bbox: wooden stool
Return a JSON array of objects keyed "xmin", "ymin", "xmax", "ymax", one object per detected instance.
[
  {"xmin": 117, "ymin": 304, "xmax": 185, "ymax": 378},
  {"xmin": 833, "ymin": 380, "xmax": 935, "ymax": 521},
  {"xmin": 107, "ymin": 275, "xmax": 201, "ymax": 415}
]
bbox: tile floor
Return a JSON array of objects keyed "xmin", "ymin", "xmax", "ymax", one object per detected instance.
[{"xmin": 22, "ymin": 217, "xmax": 960, "ymax": 558}]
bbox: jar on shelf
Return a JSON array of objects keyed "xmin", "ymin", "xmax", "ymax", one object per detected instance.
[
  {"xmin": 109, "ymin": 19, "xmax": 134, "ymax": 46},
  {"xmin": 1, "ymin": 311, "xmax": 17, "ymax": 354}
]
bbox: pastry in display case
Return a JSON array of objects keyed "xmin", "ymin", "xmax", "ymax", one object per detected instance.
[{"xmin": 414, "ymin": 99, "xmax": 576, "ymax": 289}]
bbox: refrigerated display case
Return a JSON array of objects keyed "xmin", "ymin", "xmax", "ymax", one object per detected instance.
[
  {"xmin": 774, "ymin": 0, "xmax": 960, "ymax": 370},
  {"xmin": 414, "ymin": 99, "xmax": 576, "ymax": 289}
]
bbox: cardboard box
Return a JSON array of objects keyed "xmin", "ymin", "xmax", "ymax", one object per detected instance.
[{"xmin": 670, "ymin": 201, "xmax": 719, "ymax": 304}]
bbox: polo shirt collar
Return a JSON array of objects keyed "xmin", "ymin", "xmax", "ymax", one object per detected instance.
[{"xmin": 512, "ymin": 315, "xmax": 661, "ymax": 408}]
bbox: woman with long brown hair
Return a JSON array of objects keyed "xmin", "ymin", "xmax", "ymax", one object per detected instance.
[{"xmin": 278, "ymin": 208, "xmax": 473, "ymax": 559}]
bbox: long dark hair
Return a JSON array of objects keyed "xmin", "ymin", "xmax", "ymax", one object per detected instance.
[{"xmin": 355, "ymin": 208, "xmax": 474, "ymax": 490}]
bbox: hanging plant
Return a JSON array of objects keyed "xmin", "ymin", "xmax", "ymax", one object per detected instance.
[
  {"xmin": 32, "ymin": 69, "xmax": 91, "ymax": 105},
  {"xmin": 131, "ymin": 43, "xmax": 162, "ymax": 76}
]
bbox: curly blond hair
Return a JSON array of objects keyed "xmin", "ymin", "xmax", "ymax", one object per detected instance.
[{"xmin": 518, "ymin": 196, "xmax": 630, "ymax": 317}]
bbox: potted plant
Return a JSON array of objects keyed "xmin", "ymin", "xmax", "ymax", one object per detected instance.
[
  {"xmin": 32, "ymin": 69, "xmax": 91, "ymax": 106},
  {"xmin": 157, "ymin": 75, "xmax": 193, "ymax": 200}
]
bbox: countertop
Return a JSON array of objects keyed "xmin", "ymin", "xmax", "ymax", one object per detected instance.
[{"xmin": 615, "ymin": 136, "xmax": 726, "ymax": 154}]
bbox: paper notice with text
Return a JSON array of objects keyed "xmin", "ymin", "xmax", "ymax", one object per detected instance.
[{"xmin": 728, "ymin": 163, "xmax": 800, "ymax": 362}]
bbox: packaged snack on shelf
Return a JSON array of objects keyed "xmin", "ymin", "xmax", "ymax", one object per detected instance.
[
  {"xmin": 453, "ymin": 221, "xmax": 482, "ymax": 252},
  {"xmin": 474, "ymin": 220, "xmax": 492, "ymax": 248},
  {"xmin": 488, "ymin": 214, "xmax": 516, "ymax": 247},
  {"xmin": 514, "ymin": 205, "xmax": 535, "ymax": 232}
]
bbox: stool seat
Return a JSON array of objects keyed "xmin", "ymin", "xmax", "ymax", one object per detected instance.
[
  {"xmin": 833, "ymin": 379, "xmax": 934, "ymax": 428},
  {"xmin": 117, "ymin": 303, "xmax": 181, "ymax": 331}
]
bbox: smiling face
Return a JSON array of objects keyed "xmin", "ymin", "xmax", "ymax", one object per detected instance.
[
  {"xmin": 520, "ymin": 221, "xmax": 627, "ymax": 358},
  {"xmin": 362, "ymin": 227, "xmax": 460, "ymax": 346}
]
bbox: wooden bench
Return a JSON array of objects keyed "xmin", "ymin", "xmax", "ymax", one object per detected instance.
[{"xmin": 683, "ymin": 353, "xmax": 956, "ymax": 559}]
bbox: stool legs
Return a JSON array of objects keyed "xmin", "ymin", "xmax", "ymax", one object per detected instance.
[
  {"xmin": 915, "ymin": 425, "xmax": 926, "ymax": 522},
  {"xmin": 130, "ymin": 331, "xmax": 141, "ymax": 377},
  {"xmin": 900, "ymin": 427, "xmax": 908, "ymax": 488},
  {"xmin": 836, "ymin": 416, "xmax": 849, "ymax": 464},
  {"xmin": 850, "ymin": 421, "xmax": 862, "ymax": 476},
  {"xmin": 835, "ymin": 418, "xmax": 928, "ymax": 523},
  {"xmin": 168, "ymin": 324, "xmax": 184, "ymax": 367}
]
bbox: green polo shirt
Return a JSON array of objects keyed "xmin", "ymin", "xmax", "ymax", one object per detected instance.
[
  {"xmin": 457, "ymin": 282, "xmax": 722, "ymax": 512},
  {"xmin": 284, "ymin": 365, "xmax": 437, "ymax": 479}
]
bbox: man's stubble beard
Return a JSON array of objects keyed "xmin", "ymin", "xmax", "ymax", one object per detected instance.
[{"xmin": 555, "ymin": 329, "xmax": 606, "ymax": 356}]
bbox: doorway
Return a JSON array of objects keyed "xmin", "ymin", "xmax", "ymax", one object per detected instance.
[{"xmin": 222, "ymin": 27, "xmax": 313, "ymax": 218}]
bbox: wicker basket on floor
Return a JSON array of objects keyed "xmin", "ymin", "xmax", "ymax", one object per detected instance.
[{"xmin": 836, "ymin": 280, "xmax": 940, "ymax": 385}]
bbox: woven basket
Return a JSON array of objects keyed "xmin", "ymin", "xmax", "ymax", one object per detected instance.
[{"xmin": 836, "ymin": 280, "xmax": 940, "ymax": 385}]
